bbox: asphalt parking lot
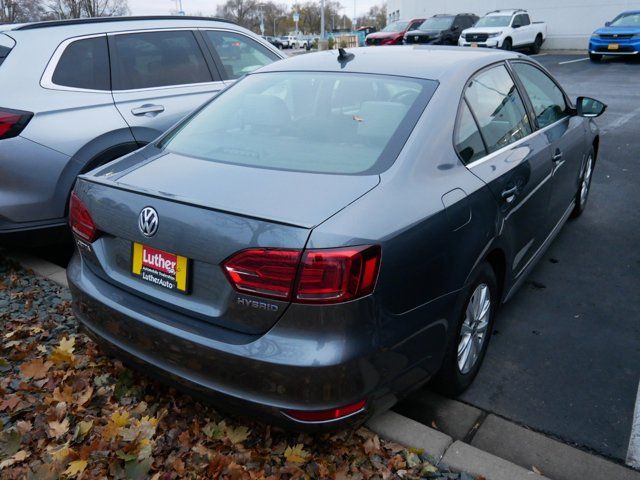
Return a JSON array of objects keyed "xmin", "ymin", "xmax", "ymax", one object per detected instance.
[
  {"xmin": 398, "ymin": 53, "xmax": 640, "ymax": 464},
  {"xmin": 10, "ymin": 51, "xmax": 640, "ymax": 467}
]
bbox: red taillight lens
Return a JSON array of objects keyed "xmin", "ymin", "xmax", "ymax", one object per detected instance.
[
  {"xmin": 296, "ymin": 245, "xmax": 381, "ymax": 303},
  {"xmin": 0, "ymin": 108, "xmax": 33, "ymax": 140},
  {"xmin": 223, "ymin": 248, "xmax": 301, "ymax": 300},
  {"xmin": 223, "ymin": 245, "xmax": 381, "ymax": 304},
  {"xmin": 69, "ymin": 192, "xmax": 97, "ymax": 242},
  {"xmin": 284, "ymin": 399, "xmax": 367, "ymax": 422}
]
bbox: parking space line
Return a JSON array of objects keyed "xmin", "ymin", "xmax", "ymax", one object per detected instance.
[
  {"xmin": 530, "ymin": 53, "xmax": 548, "ymax": 57},
  {"xmin": 627, "ymin": 380, "xmax": 640, "ymax": 468},
  {"xmin": 558, "ymin": 57, "xmax": 589, "ymax": 65}
]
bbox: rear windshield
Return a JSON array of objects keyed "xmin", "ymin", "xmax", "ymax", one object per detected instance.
[
  {"xmin": 161, "ymin": 71, "xmax": 437, "ymax": 175},
  {"xmin": 0, "ymin": 34, "xmax": 15, "ymax": 67}
]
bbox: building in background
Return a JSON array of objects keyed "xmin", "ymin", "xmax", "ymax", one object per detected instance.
[{"xmin": 386, "ymin": 0, "xmax": 640, "ymax": 49}]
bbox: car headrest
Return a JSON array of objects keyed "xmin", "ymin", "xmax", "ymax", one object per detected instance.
[{"xmin": 242, "ymin": 94, "xmax": 291, "ymax": 129}]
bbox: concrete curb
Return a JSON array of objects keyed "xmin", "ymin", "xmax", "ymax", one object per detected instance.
[
  {"xmin": 367, "ymin": 411, "xmax": 551, "ymax": 480},
  {"xmin": 6, "ymin": 251, "xmax": 68, "ymax": 288}
]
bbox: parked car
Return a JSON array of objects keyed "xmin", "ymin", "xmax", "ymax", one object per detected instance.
[
  {"xmin": 281, "ymin": 35, "xmax": 303, "ymax": 48},
  {"xmin": 279, "ymin": 36, "xmax": 291, "ymax": 48},
  {"xmin": 404, "ymin": 13, "xmax": 479, "ymax": 45},
  {"xmin": 589, "ymin": 10, "xmax": 640, "ymax": 62},
  {"xmin": 459, "ymin": 9, "xmax": 546, "ymax": 53},
  {"xmin": 365, "ymin": 18, "xmax": 425, "ymax": 45},
  {"xmin": 67, "ymin": 46, "xmax": 605, "ymax": 429},
  {"xmin": 263, "ymin": 35, "xmax": 284, "ymax": 49},
  {"xmin": 0, "ymin": 16, "xmax": 284, "ymax": 244}
]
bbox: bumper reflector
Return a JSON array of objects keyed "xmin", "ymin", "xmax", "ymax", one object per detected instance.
[{"xmin": 283, "ymin": 399, "xmax": 367, "ymax": 422}]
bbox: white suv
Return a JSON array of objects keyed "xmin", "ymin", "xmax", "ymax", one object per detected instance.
[{"xmin": 459, "ymin": 9, "xmax": 547, "ymax": 53}]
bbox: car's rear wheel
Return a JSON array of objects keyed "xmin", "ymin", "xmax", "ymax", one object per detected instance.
[
  {"xmin": 531, "ymin": 34, "xmax": 543, "ymax": 54},
  {"xmin": 432, "ymin": 262, "xmax": 498, "ymax": 396},
  {"xmin": 589, "ymin": 53, "xmax": 603, "ymax": 62},
  {"xmin": 502, "ymin": 37, "xmax": 512, "ymax": 51},
  {"xmin": 571, "ymin": 149, "xmax": 595, "ymax": 218}
]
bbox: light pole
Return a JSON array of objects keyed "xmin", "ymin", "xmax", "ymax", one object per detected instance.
[{"xmin": 320, "ymin": 0, "xmax": 325, "ymax": 39}]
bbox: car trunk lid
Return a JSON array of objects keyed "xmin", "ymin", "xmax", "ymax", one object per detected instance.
[{"xmin": 74, "ymin": 154, "xmax": 379, "ymax": 335}]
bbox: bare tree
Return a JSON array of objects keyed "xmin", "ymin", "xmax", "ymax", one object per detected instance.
[
  {"xmin": 1, "ymin": 0, "xmax": 48, "ymax": 23},
  {"xmin": 216, "ymin": 0, "xmax": 259, "ymax": 29},
  {"xmin": 83, "ymin": 0, "xmax": 128, "ymax": 17},
  {"xmin": 47, "ymin": 0, "xmax": 82, "ymax": 18}
]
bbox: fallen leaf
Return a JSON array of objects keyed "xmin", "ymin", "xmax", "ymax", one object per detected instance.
[
  {"xmin": 75, "ymin": 386, "xmax": 93, "ymax": 406},
  {"xmin": 52, "ymin": 385, "xmax": 74, "ymax": 404},
  {"xmin": 363, "ymin": 435, "xmax": 381, "ymax": 454},
  {"xmin": 284, "ymin": 444, "xmax": 310, "ymax": 464},
  {"xmin": 64, "ymin": 459, "xmax": 88, "ymax": 478},
  {"xmin": 16, "ymin": 420, "xmax": 32, "ymax": 435},
  {"xmin": 0, "ymin": 396, "xmax": 20, "ymax": 412},
  {"xmin": 48, "ymin": 417, "xmax": 70, "ymax": 439},
  {"xmin": 73, "ymin": 420, "xmax": 93, "ymax": 443},
  {"xmin": 532, "ymin": 466, "xmax": 544, "ymax": 475},
  {"xmin": 0, "ymin": 450, "xmax": 30, "ymax": 470},
  {"xmin": 203, "ymin": 421, "xmax": 225, "ymax": 440},
  {"xmin": 225, "ymin": 425, "xmax": 250, "ymax": 445},
  {"xmin": 19, "ymin": 357, "xmax": 52, "ymax": 380},
  {"xmin": 50, "ymin": 336, "xmax": 75, "ymax": 365}
]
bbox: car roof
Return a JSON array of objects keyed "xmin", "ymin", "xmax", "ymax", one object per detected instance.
[
  {"xmin": 3, "ymin": 16, "xmax": 236, "ymax": 34},
  {"xmin": 486, "ymin": 10, "xmax": 521, "ymax": 16},
  {"xmin": 257, "ymin": 46, "xmax": 521, "ymax": 81},
  {"xmin": 620, "ymin": 10, "xmax": 640, "ymax": 14}
]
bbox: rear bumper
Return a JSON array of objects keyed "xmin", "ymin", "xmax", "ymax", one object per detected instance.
[{"xmin": 68, "ymin": 252, "xmax": 452, "ymax": 430}]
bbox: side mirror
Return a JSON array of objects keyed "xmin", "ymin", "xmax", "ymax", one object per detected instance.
[
  {"xmin": 576, "ymin": 96, "xmax": 607, "ymax": 118},
  {"xmin": 605, "ymin": 21, "xmax": 611, "ymax": 26},
  {"xmin": 452, "ymin": 25, "xmax": 460, "ymax": 31}
]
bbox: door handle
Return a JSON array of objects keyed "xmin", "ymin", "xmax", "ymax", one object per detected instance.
[
  {"xmin": 501, "ymin": 185, "xmax": 519, "ymax": 203},
  {"xmin": 131, "ymin": 104, "xmax": 165, "ymax": 116},
  {"xmin": 552, "ymin": 150, "xmax": 564, "ymax": 162}
]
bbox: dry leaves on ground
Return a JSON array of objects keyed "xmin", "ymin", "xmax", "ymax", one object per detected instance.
[{"xmin": 0, "ymin": 254, "xmax": 471, "ymax": 479}]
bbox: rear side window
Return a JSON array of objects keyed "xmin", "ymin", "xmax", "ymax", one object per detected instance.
[
  {"xmin": 111, "ymin": 30, "xmax": 212, "ymax": 90},
  {"xmin": 455, "ymin": 101, "xmax": 487, "ymax": 164},
  {"xmin": 512, "ymin": 63, "xmax": 568, "ymax": 128},
  {"xmin": 0, "ymin": 34, "xmax": 15, "ymax": 67},
  {"xmin": 204, "ymin": 31, "xmax": 279, "ymax": 80},
  {"xmin": 464, "ymin": 65, "xmax": 532, "ymax": 154},
  {"xmin": 52, "ymin": 36, "xmax": 110, "ymax": 90}
]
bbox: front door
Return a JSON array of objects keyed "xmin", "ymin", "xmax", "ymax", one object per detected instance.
[
  {"xmin": 511, "ymin": 62, "xmax": 587, "ymax": 226},
  {"xmin": 109, "ymin": 29, "xmax": 226, "ymax": 144}
]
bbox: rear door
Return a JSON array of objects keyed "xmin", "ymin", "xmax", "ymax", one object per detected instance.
[
  {"xmin": 456, "ymin": 63, "xmax": 554, "ymax": 277},
  {"xmin": 109, "ymin": 29, "xmax": 225, "ymax": 144}
]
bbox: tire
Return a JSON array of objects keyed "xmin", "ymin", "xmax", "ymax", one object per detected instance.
[
  {"xmin": 571, "ymin": 148, "xmax": 595, "ymax": 218},
  {"xmin": 432, "ymin": 262, "xmax": 498, "ymax": 396},
  {"xmin": 531, "ymin": 34, "xmax": 543, "ymax": 54},
  {"xmin": 501, "ymin": 37, "xmax": 512, "ymax": 51},
  {"xmin": 589, "ymin": 53, "xmax": 603, "ymax": 62}
]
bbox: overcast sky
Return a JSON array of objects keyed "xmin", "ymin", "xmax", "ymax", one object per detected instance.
[{"xmin": 129, "ymin": 0, "xmax": 383, "ymax": 18}]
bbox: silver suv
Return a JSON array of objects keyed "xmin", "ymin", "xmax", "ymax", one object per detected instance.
[{"xmin": 0, "ymin": 16, "xmax": 284, "ymax": 241}]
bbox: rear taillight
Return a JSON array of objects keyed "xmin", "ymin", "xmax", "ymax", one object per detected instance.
[
  {"xmin": 0, "ymin": 108, "xmax": 33, "ymax": 140},
  {"xmin": 223, "ymin": 245, "xmax": 381, "ymax": 304},
  {"xmin": 223, "ymin": 248, "xmax": 301, "ymax": 300},
  {"xmin": 69, "ymin": 192, "xmax": 97, "ymax": 242}
]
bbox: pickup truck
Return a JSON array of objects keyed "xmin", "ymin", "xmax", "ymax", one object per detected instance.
[{"xmin": 459, "ymin": 9, "xmax": 547, "ymax": 53}]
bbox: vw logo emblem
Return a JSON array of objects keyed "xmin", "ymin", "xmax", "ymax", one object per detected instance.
[{"xmin": 138, "ymin": 207, "xmax": 159, "ymax": 237}]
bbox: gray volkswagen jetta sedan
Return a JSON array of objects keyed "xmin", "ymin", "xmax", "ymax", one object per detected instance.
[{"xmin": 67, "ymin": 46, "xmax": 605, "ymax": 429}]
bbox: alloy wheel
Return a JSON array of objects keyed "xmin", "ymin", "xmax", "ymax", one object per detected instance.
[
  {"xmin": 580, "ymin": 155, "xmax": 594, "ymax": 208},
  {"xmin": 458, "ymin": 283, "xmax": 491, "ymax": 374}
]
